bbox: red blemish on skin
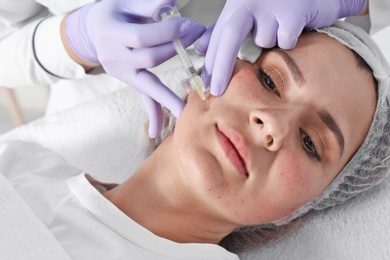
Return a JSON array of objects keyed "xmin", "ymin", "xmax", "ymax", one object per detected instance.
[
  {"xmin": 208, "ymin": 188, "xmax": 212, "ymax": 192},
  {"xmin": 234, "ymin": 68, "xmax": 261, "ymax": 101},
  {"xmin": 241, "ymin": 199, "xmax": 244, "ymax": 203},
  {"xmin": 222, "ymin": 181, "xmax": 228, "ymax": 187},
  {"xmin": 289, "ymin": 207, "xmax": 297, "ymax": 214},
  {"xmin": 282, "ymin": 207, "xmax": 298, "ymax": 218},
  {"xmin": 217, "ymin": 196, "xmax": 221, "ymax": 199}
]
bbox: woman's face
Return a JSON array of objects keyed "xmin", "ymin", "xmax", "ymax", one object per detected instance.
[{"xmin": 173, "ymin": 32, "xmax": 377, "ymax": 227}]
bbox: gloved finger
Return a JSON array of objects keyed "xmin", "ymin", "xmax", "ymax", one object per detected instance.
[
  {"xmin": 209, "ymin": 10, "xmax": 253, "ymax": 96},
  {"xmin": 252, "ymin": 15, "xmax": 279, "ymax": 48},
  {"xmin": 200, "ymin": 7, "xmax": 235, "ymax": 90},
  {"xmin": 107, "ymin": 60, "xmax": 185, "ymax": 118},
  {"xmin": 130, "ymin": 23, "xmax": 206, "ymax": 68},
  {"xmin": 276, "ymin": 15, "xmax": 306, "ymax": 49},
  {"xmin": 132, "ymin": 70, "xmax": 185, "ymax": 118},
  {"xmin": 111, "ymin": 17, "xmax": 198, "ymax": 48},
  {"xmin": 116, "ymin": 0, "xmax": 176, "ymax": 18},
  {"xmin": 132, "ymin": 88, "xmax": 164, "ymax": 138},
  {"xmin": 95, "ymin": 23, "xmax": 205, "ymax": 67},
  {"xmin": 194, "ymin": 23, "xmax": 216, "ymax": 55}
]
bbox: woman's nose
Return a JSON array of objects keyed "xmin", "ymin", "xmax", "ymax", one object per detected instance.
[{"xmin": 249, "ymin": 110, "xmax": 289, "ymax": 151}]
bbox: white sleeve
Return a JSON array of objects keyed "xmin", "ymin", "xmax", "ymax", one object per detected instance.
[
  {"xmin": 0, "ymin": 15, "xmax": 85, "ymax": 88},
  {"xmin": 369, "ymin": 0, "xmax": 390, "ymax": 34},
  {"xmin": 0, "ymin": 0, "xmax": 47, "ymax": 38},
  {"xmin": 35, "ymin": 0, "xmax": 95, "ymax": 15},
  {"xmin": 0, "ymin": 0, "xmax": 90, "ymax": 88},
  {"xmin": 34, "ymin": 15, "xmax": 86, "ymax": 80}
]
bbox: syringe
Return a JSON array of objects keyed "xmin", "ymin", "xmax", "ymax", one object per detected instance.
[{"xmin": 157, "ymin": 6, "xmax": 206, "ymax": 100}]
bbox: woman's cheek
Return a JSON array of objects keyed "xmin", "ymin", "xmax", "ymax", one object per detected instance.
[
  {"xmin": 226, "ymin": 66, "xmax": 261, "ymax": 102},
  {"xmin": 273, "ymin": 150, "xmax": 315, "ymax": 209}
]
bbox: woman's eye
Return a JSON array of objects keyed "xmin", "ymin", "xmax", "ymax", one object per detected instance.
[
  {"xmin": 300, "ymin": 130, "xmax": 322, "ymax": 162},
  {"xmin": 257, "ymin": 68, "xmax": 281, "ymax": 97}
]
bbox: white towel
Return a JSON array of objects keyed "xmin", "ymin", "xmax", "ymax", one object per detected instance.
[{"xmin": 0, "ymin": 53, "xmax": 197, "ymax": 183}]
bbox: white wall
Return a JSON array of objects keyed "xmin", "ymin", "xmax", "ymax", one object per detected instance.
[{"xmin": 0, "ymin": 85, "xmax": 49, "ymax": 133}]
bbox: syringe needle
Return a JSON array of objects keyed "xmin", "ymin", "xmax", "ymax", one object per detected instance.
[{"xmin": 160, "ymin": 7, "xmax": 206, "ymax": 100}]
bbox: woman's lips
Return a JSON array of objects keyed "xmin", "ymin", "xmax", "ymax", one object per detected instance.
[{"xmin": 216, "ymin": 125, "xmax": 249, "ymax": 177}]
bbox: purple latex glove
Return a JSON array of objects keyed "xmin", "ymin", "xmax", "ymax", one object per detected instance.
[
  {"xmin": 195, "ymin": 0, "xmax": 366, "ymax": 96},
  {"xmin": 66, "ymin": 0, "xmax": 206, "ymax": 137}
]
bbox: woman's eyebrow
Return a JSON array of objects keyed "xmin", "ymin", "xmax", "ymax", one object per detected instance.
[
  {"xmin": 271, "ymin": 49, "xmax": 305, "ymax": 86},
  {"xmin": 270, "ymin": 48, "xmax": 345, "ymax": 157},
  {"xmin": 318, "ymin": 109, "xmax": 345, "ymax": 158}
]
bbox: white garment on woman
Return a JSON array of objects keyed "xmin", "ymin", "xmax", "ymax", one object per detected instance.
[{"xmin": 0, "ymin": 140, "xmax": 238, "ymax": 260}]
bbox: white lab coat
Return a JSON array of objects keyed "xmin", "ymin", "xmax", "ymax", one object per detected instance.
[{"xmin": 0, "ymin": 0, "xmax": 388, "ymax": 113}]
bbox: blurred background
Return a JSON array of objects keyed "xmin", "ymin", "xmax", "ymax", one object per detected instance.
[{"xmin": 0, "ymin": 86, "xmax": 48, "ymax": 134}]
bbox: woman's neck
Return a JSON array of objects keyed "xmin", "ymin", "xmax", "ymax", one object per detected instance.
[{"xmin": 103, "ymin": 135, "xmax": 237, "ymax": 244}]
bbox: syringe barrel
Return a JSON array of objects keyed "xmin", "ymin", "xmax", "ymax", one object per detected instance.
[
  {"xmin": 160, "ymin": 7, "xmax": 197, "ymax": 78},
  {"xmin": 158, "ymin": 5, "xmax": 205, "ymax": 100},
  {"xmin": 171, "ymin": 39, "xmax": 195, "ymax": 77}
]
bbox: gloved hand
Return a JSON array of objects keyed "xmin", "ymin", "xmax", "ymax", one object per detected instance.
[
  {"xmin": 66, "ymin": 0, "xmax": 206, "ymax": 137},
  {"xmin": 195, "ymin": 0, "xmax": 366, "ymax": 96}
]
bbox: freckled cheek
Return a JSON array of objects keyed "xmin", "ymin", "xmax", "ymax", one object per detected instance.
[
  {"xmin": 205, "ymin": 180, "xmax": 238, "ymax": 200},
  {"xmin": 203, "ymin": 181, "xmax": 251, "ymax": 221},
  {"xmin": 235, "ymin": 154, "xmax": 314, "ymax": 224},
  {"xmin": 273, "ymin": 152, "xmax": 314, "ymax": 208},
  {"xmin": 198, "ymin": 152, "xmax": 316, "ymax": 225},
  {"xmin": 205, "ymin": 181, "xmax": 280, "ymax": 224},
  {"xmin": 227, "ymin": 69, "xmax": 260, "ymax": 100}
]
